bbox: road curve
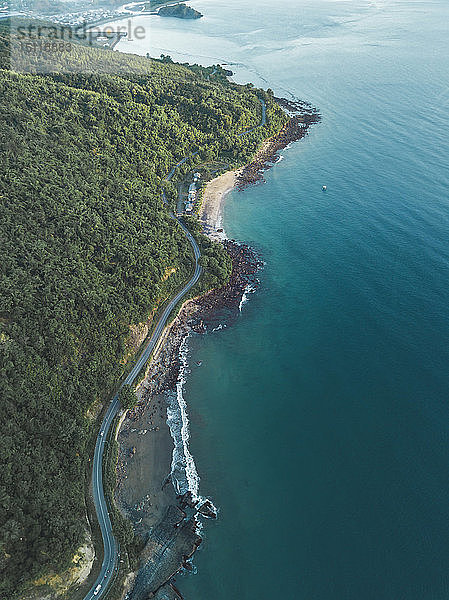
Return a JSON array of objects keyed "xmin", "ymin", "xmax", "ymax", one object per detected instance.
[
  {"xmin": 84, "ymin": 216, "xmax": 201, "ymax": 600},
  {"xmin": 85, "ymin": 92, "xmax": 265, "ymax": 599}
]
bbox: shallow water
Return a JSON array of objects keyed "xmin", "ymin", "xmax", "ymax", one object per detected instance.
[{"xmin": 117, "ymin": 1, "xmax": 449, "ymax": 598}]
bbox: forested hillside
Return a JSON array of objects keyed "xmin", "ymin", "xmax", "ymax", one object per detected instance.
[{"xmin": 0, "ymin": 25, "xmax": 287, "ymax": 598}]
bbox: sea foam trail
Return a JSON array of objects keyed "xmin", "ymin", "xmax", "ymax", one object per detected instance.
[
  {"xmin": 239, "ymin": 282, "xmax": 258, "ymax": 312},
  {"xmin": 166, "ymin": 336, "xmax": 218, "ymax": 516},
  {"xmin": 166, "ymin": 336, "xmax": 199, "ymax": 498}
]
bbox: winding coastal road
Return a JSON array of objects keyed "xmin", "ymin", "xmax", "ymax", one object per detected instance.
[
  {"xmin": 84, "ymin": 217, "xmax": 201, "ymax": 600},
  {"xmin": 85, "ymin": 95, "xmax": 267, "ymax": 600}
]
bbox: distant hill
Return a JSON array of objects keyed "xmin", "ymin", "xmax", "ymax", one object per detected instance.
[{"xmin": 158, "ymin": 3, "xmax": 202, "ymax": 19}]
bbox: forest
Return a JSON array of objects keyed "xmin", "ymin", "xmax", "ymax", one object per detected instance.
[{"xmin": 0, "ymin": 21, "xmax": 287, "ymax": 598}]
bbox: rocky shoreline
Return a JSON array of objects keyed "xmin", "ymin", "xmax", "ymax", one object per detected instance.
[
  {"xmin": 236, "ymin": 97, "xmax": 320, "ymax": 190},
  {"xmin": 116, "ymin": 97, "xmax": 318, "ymax": 600},
  {"xmin": 116, "ymin": 241, "xmax": 263, "ymax": 599}
]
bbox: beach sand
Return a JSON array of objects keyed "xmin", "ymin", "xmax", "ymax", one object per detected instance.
[
  {"xmin": 199, "ymin": 169, "xmax": 241, "ymax": 238},
  {"xmin": 115, "ymin": 391, "xmax": 176, "ymax": 533},
  {"xmin": 198, "ymin": 137, "xmax": 283, "ymax": 237}
]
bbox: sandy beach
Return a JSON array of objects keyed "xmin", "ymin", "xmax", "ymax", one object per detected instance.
[
  {"xmin": 199, "ymin": 169, "xmax": 241, "ymax": 238},
  {"xmin": 198, "ymin": 105, "xmax": 319, "ymax": 237},
  {"xmin": 115, "ymin": 390, "xmax": 176, "ymax": 534},
  {"xmin": 112, "ymin": 95, "xmax": 319, "ymax": 597}
]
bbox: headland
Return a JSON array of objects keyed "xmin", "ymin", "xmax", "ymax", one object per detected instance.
[{"xmin": 114, "ymin": 95, "xmax": 320, "ymax": 599}]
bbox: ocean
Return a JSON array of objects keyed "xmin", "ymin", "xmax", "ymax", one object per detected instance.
[{"xmin": 115, "ymin": 1, "xmax": 449, "ymax": 597}]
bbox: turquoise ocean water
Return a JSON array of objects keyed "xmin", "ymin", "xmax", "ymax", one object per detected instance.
[{"xmin": 116, "ymin": 1, "xmax": 449, "ymax": 597}]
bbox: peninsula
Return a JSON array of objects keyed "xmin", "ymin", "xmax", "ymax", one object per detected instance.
[{"xmin": 158, "ymin": 3, "xmax": 202, "ymax": 19}]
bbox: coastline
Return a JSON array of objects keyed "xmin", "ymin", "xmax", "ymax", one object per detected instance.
[
  {"xmin": 114, "ymin": 96, "xmax": 320, "ymax": 599},
  {"xmin": 199, "ymin": 97, "xmax": 320, "ymax": 239},
  {"xmin": 198, "ymin": 168, "xmax": 242, "ymax": 238},
  {"xmin": 115, "ymin": 241, "xmax": 263, "ymax": 599}
]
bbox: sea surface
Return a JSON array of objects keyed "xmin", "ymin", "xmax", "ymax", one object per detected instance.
[{"xmin": 116, "ymin": 1, "xmax": 449, "ymax": 598}]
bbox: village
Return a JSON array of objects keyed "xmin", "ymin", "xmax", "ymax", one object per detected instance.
[
  {"xmin": 175, "ymin": 160, "xmax": 231, "ymax": 217},
  {"xmin": 176, "ymin": 170, "xmax": 202, "ymax": 216}
]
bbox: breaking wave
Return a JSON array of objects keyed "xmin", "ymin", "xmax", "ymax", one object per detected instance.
[
  {"xmin": 166, "ymin": 336, "xmax": 218, "ymax": 517},
  {"xmin": 166, "ymin": 336, "xmax": 199, "ymax": 498},
  {"xmin": 239, "ymin": 282, "xmax": 258, "ymax": 311}
]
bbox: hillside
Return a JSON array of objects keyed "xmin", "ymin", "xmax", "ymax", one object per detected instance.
[
  {"xmin": 0, "ymin": 23, "xmax": 287, "ymax": 599},
  {"xmin": 158, "ymin": 3, "xmax": 203, "ymax": 19}
]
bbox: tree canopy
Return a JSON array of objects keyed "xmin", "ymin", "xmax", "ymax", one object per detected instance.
[
  {"xmin": 118, "ymin": 385, "xmax": 138, "ymax": 411},
  {"xmin": 0, "ymin": 21, "xmax": 287, "ymax": 598}
]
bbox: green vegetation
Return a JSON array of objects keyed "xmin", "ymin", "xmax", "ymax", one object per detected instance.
[
  {"xmin": 118, "ymin": 385, "xmax": 138, "ymax": 411},
  {"xmin": 183, "ymin": 216, "xmax": 233, "ymax": 294},
  {"xmin": 0, "ymin": 21, "xmax": 287, "ymax": 599},
  {"xmin": 158, "ymin": 3, "xmax": 203, "ymax": 19}
]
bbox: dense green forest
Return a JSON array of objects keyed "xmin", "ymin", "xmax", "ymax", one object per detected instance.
[{"xmin": 0, "ymin": 22, "xmax": 287, "ymax": 598}]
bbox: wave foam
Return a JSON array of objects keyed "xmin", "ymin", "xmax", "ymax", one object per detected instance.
[
  {"xmin": 239, "ymin": 282, "xmax": 258, "ymax": 311},
  {"xmin": 166, "ymin": 336, "xmax": 199, "ymax": 498},
  {"xmin": 166, "ymin": 337, "xmax": 218, "ymax": 518}
]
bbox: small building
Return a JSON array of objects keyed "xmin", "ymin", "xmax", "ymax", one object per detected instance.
[
  {"xmin": 188, "ymin": 183, "xmax": 196, "ymax": 202},
  {"xmin": 185, "ymin": 202, "xmax": 194, "ymax": 213}
]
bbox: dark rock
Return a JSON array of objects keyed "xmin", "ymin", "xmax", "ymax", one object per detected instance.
[
  {"xmin": 236, "ymin": 97, "xmax": 320, "ymax": 191},
  {"xmin": 198, "ymin": 500, "xmax": 217, "ymax": 519}
]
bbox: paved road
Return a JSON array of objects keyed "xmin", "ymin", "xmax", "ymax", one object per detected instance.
[
  {"xmin": 237, "ymin": 98, "xmax": 267, "ymax": 136},
  {"xmin": 85, "ymin": 93, "xmax": 265, "ymax": 599},
  {"xmin": 84, "ymin": 216, "xmax": 201, "ymax": 600},
  {"xmin": 165, "ymin": 152, "xmax": 199, "ymax": 182}
]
